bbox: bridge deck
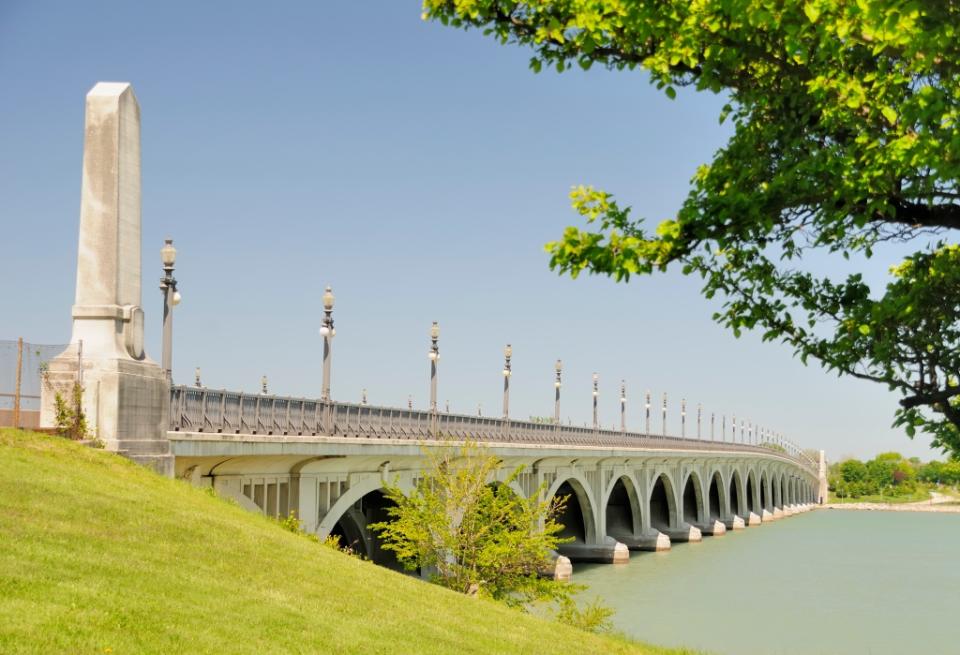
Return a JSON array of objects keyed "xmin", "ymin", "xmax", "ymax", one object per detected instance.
[{"xmin": 169, "ymin": 386, "xmax": 817, "ymax": 474}]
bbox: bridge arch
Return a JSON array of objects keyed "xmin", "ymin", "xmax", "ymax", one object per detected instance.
[
  {"xmin": 746, "ymin": 469, "xmax": 759, "ymax": 514},
  {"xmin": 707, "ymin": 470, "xmax": 726, "ymax": 520},
  {"xmin": 603, "ymin": 474, "xmax": 642, "ymax": 540},
  {"xmin": 681, "ymin": 470, "xmax": 705, "ymax": 525},
  {"xmin": 729, "ymin": 469, "xmax": 745, "ymax": 517},
  {"xmin": 648, "ymin": 472, "xmax": 679, "ymax": 531},
  {"xmin": 316, "ymin": 477, "xmax": 403, "ymax": 569},
  {"xmin": 546, "ymin": 474, "xmax": 598, "ymax": 544},
  {"xmin": 760, "ymin": 470, "xmax": 770, "ymax": 512}
]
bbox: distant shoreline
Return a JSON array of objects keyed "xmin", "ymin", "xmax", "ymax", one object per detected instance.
[{"xmin": 819, "ymin": 492, "xmax": 960, "ymax": 513}]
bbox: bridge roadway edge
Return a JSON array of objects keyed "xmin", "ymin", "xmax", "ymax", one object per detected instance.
[{"xmin": 169, "ymin": 431, "xmax": 821, "ymax": 575}]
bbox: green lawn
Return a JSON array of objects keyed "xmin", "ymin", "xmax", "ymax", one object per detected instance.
[
  {"xmin": 0, "ymin": 430, "xmax": 695, "ymax": 655},
  {"xmin": 828, "ymin": 488, "xmax": 931, "ymax": 504}
]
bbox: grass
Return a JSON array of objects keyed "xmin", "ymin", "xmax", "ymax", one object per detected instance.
[
  {"xmin": 828, "ymin": 488, "xmax": 931, "ymax": 504},
  {"xmin": 0, "ymin": 429, "xmax": 696, "ymax": 655}
]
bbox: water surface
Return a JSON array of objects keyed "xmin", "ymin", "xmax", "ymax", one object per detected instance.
[{"xmin": 576, "ymin": 510, "xmax": 960, "ymax": 654}]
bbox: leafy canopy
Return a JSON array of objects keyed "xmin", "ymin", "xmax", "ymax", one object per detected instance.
[{"xmin": 422, "ymin": 0, "xmax": 960, "ymax": 455}]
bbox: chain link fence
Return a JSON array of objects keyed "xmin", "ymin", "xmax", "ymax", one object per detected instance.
[{"xmin": 0, "ymin": 339, "xmax": 70, "ymax": 427}]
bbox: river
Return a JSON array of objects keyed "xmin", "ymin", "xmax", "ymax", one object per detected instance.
[{"xmin": 576, "ymin": 510, "xmax": 960, "ymax": 654}]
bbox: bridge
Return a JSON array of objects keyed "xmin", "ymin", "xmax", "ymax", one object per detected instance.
[
  {"xmin": 34, "ymin": 82, "xmax": 825, "ymax": 579},
  {"xmin": 168, "ymin": 385, "xmax": 822, "ymax": 572}
]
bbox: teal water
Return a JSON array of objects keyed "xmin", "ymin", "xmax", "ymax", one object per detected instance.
[{"xmin": 576, "ymin": 510, "xmax": 960, "ymax": 655}]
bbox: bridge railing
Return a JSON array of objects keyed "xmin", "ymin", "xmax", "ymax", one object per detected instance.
[{"xmin": 169, "ymin": 385, "xmax": 818, "ymax": 474}]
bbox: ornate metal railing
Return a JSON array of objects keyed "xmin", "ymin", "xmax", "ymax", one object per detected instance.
[{"xmin": 169, "ymin": 385, "xmax": 818, "ymax": 474}]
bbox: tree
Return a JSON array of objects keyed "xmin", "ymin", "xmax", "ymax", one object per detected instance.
[
  {"xmin": 422, "ymin": 1, "xmax": 960, "ymax": 455},
  {"xmin": 839, "ymin": 459, "xmax": 867, "ymax": 484},
  {"xmin": 369, "ymin": 443, "xmax": 612, "ymax": 631}
]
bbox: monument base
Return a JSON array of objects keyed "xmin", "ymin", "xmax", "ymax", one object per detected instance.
[{"xmin": 40, "ymin": 350, "xmax": 173, "ymax": 477}]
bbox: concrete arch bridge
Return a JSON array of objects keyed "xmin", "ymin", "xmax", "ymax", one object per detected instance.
[{"xmin": 170, "ymin": 386, "xmax": 824, "ymax": 575}]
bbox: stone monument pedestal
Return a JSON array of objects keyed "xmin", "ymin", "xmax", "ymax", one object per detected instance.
[{"xmin": 40, "ymin": 82, "xmax": 173, "ymax": 477}]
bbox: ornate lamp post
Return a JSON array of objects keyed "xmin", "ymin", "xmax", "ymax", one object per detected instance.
[
  {"xmin": 592, "ymin": 373, "xmax": 599, "ymax": 432},
  {"xmin": 319, "ymin": 285, "xmax": 335, "ymax": 432},
  {"xmin": 645, "ymin": 390, "xmax": 651, "ymax": 435},
  {"xmin": 159, "ymin": 239, "xmax": 181, "ymax": 381},
  {"xmin": 722, "ymin": 414, "xmax": 726, "ymax": 441},
  {"xmin": 429, "ymin": 321, "xmax": 439, "ymax": 435},
  {"xmin": 620, "ymin": 380, "xmax": 626, "ymax": 433},
  {"xmin": 361, "ymin": 388, "xmax": 368, "ymax": 406},
  {"xmin": 681, "ymin": 398, "xmax": 687, "ymax": 438},
  {"xmin": 194, "ymin": 367, "xmax": 201, "ymax": 388},
  {"xmin": 661, "ymin": 392, "xmax": 667, "ymax": 438},
  {"xmin": 732, "ymin": 414, "xmax": 737, "ymax": 442},
  {"xmin": 502, "ymin": 344, "xmax": 512, "ymax": 420},
  {"xmin": 553, "ymin": 359, "xmax": 562, "ymax": 428},
  {"xmin": 698, "ymin": 403, "xmax": 703, "ymax": 439},
  {"xmin": 261, "ymin": 375, "xmax": 268, "ymax": 395},
  {"xmin": 710, "ymin": 411, "xmax": 715, "ymax": 441}
]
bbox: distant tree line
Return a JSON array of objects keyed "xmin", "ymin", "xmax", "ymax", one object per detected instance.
[{"xmin": 829, "ymin": 453, "xmax": 960, "ymax": 499}]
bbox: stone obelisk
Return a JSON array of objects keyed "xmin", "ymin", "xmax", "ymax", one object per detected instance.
[{"xmin": 41, "ymin": 82, "xmax": 173, "ymax": 477}]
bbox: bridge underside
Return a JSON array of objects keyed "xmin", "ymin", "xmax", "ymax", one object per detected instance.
[{"xmin": 171, "ymin": 432, "xmax": 819, "ymax": 577}]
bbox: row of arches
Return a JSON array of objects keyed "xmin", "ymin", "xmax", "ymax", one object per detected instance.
[{"xmin": 318, "ymin": 463, "xmax": 818, "ymax": 568}]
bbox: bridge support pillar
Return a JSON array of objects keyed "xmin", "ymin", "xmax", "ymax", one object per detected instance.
[
  {"xmin": 613, "ymin": 531, "xmax": 671, "ymax": 552},
  {"xmin": 747, "ymin": 512, "xmax": 762, "ymax": 526},
  {"xmin": 558, "ymin": 538, "xmax": 629, "ymax": 564},
  {"xmin": 773, "ymin": 507, "xmax": 785, "ymax": 519},
  {"xmin": 723, "ymin": 515, "xmax": 746, "ymax": 530},
  {"xmin": 761, "ymin": 508, "xmax": 776, "ymax": 521},
  {"xmin": 663, "ymin": 525, "xmax": 702, "ymax": 543},
  {"xmin": 697, "ymin": 519, "xmax": 726, "ymax": 536}
]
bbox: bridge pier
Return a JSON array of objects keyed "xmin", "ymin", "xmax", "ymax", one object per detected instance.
[
  {"xmin": 696, "ymin": 519, "xmax": 727, "ymax": 536},
  {"xmin": 558, "ymin": 538, "xmax": 629, "ymax": 564},
  {"xmin": 723, "ymin": 515, "xmax": 746, "ymax": 530},
  {"xmin": 613, "ymin": 531, "xmax": 671, "ymax": 552},
  {"xmin": 663, "ymin": 524, "xmax": 702, "ymax": 543},
  {"xmin": 746, "ymin": 511, "xmax": 762, "ymax": 526}
]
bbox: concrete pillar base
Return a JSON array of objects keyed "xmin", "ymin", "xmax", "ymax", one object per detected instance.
[
  {"xmin": 613, "ymin": 531, "xmax": 671, "ymax": 551},
  {"xmin": 723, "ymin": 515, "xmax": 746, "ymax": 530},
  {"xmin": 698, "ymin": 519, "xmax": 726, "ymax": 536},
  {"xmin": 761, "ymin": 509, "xmax": 776, "ymax": 521},
  {"xmin": 558, "ymin": 538, "xmax": 630, "ymax": 564},
  {"xmin": 747, "ymin": 512, "xmax": 762, "ymax": 526},
  {"xmin": 663, "ymin": 525, "xmax": 702, "ymax": 543},
  {"xmin": 551, "ymin": 554, "xmax": 572, "ymax": 582},
  {"xmin": 773, "ymin": 507, "xmax": 785, "ymax": 519},
  {"xmin": 783, "ymin": 505, "xmax": 795, "ymax": 516}
]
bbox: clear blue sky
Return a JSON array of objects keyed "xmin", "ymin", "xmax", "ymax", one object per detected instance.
[{"xmin": 0, "ymin": 1, "xmax": 938, "ymax": 461}]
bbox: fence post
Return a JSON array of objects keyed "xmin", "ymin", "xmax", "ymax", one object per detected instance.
[{"xmin": 13, "ymin": 337, "xmax": 23, "ymax": 428}]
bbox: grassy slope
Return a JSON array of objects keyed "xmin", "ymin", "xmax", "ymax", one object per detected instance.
[
  {"xmin": 827, "ymin": 488, "xmax": 931, "ymax": 504},
  {"xmin": 0, "ymin": 430, "xmax": 693, "ymax": 655}
]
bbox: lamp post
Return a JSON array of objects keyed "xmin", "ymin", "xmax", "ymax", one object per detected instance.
[
  {"xmin": 502, "ymin": 344, "xmax": 512, "ymax": 420},
  {"xmin": 698, "ymin": 403, "xmax": 702, "ymax": 440},
  {"xmin": 645, "ymin": 390, "xmax": 651, "ymax": 435},
  {"xmin": 661, "ymin": 392, "xmax": 667, "ymax": 438},
  {"xmin": 319, "ymin": 285, "xmax": 335, "ymax": 432},
  {"xmin": 159, "ymin": 238, "xmax": 180, "ymax": 381},
  {"xmin": 711, "ymin": 411, "xmax": 715, "ymax": 441},
  {"xmin": 361, "ymin": 388, "xmax": 368, "ymax": 406},
  {"xmin": 429, "ymin": 321, "xmax": 439, "ymax": 436},
  {"xmin": 194, "ymin": 367, "xmax": 201, "ymax": 388},
  {"xmin": 261, "ymin": 375, "xmax": 268, "ymax": 395},
  {"xmin": 592, "ymin": 373, "xmax": 599, "ymax": 432},
  {"xmin": 681, "ymin": 398, "xmax": 687, "ymax": 438},
  {"xmin": 620, "ymin": 380, "xmax": 626, "ymax": 434},
  {"xmin": 722, "ymin": 414, "xmax": 726, "ymax": 441},
  {"xmin": 732, "ymin": 414, "xmax": 737, "ymax": 442},
  {"xmin": 554, "ymin": 359, "xmax": 562, "ymax": 428}
]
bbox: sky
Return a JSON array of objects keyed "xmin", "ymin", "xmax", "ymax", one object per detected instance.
[{"xmin": 0, "ymin": 1, "xmax": 941, "ymax": 461}]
